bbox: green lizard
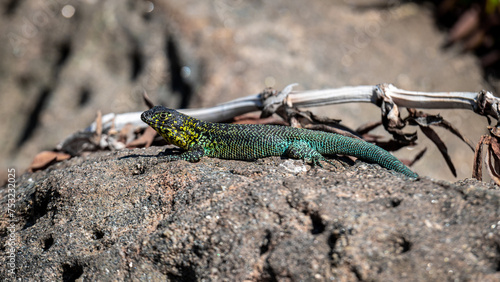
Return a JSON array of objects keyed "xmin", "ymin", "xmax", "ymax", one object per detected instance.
[{"xmin": 141, "ymin": 106, "xmax": 418, "ymax": 179}]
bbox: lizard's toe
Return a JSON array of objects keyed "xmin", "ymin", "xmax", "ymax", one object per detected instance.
[
  {"xmin": 306, "ymin": 156, "xmax": 324, "ymax": 167},
  {"xmin": 322, "ymin": 158, "xmax": 345, "ymax": 170}
]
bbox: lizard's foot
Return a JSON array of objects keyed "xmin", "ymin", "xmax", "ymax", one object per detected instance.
[
  {"xmin": 156, "ymin": 148, "xmax": 181, "ymax": 162},
  {"xmin": 306, "ymin": 155, "xmax": 324, "ymax": 168},
  {"xmin": 322, "ymin": 158, "xmax": 344, "ymax": 170},
  {"xmin": 157, "ymin": 147, "xmax": 204, "ymax": 163},
  {"xmin": 157, "ymin": 154, "xmax": 181, "ymax": 162},
  {"xmin": 296, "ymin": 153, "xmax": 329, "ymax": 168}
]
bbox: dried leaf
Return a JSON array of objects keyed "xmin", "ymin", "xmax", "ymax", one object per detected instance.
[
  {"xmin": 381, "ymin": 106, "xmax": 417, "ymax": 143},
  {"xmin": 96, "ymin": 110, "xmax": 102, "ymax": 137},
  {"xmin": 488, "ymin": 126, "xmax": 500, "ymax": 138},
  {"xmin": 489, "ymin": 137, "xmax": 500, "ymax": 174},
  {"xmin": 91, "ymin": 110, "xmax": 103, "ymax": 145},
  {"xmin": 118, "ymin": 123, "xmax": 134, "ymax": 144},
  {"xmin": 57, "ymin": 131, "xmax": 99, "ymax": 156},
  {"xmin": 127, "ymin": 127, "xmax": 158, "ymax": 148},
  {"xmin": 303, "ymin": 111, "xmax": 341, "ymax": 125},
  {"xmin": 486, "ymin": 146, "xmax": 500, "ymax": 185},
  {"xmin": 408, "ymin": 147, "xmax": 427, "ymax": 167},
  {"xmin": 464, "ymin": 29, "xmax": 485, "ymax": 51},
  {"xmin": 143, "ymin": 90, "xmax": 155, "ymax": 109},
  {"xmin": 473, "ymin": 135, "xmax": 487, "ymax": 180},
  {"xmin": 381, "ymin": 99, "xmax": 405, "ymax": 129},
  {"xmin": 364, "ymin": 140, "xmax": 416, "ymax": 152},
  {"xmin": 410, "ymin": 113, "xmax": 443, "ymax": 127},
  {"xmin": 412, "ymin": 111, "xmax": 474, "ymax": 150},
  {"xmin": 434, "ymin": 119, "xmax": 475, "ymax": 151},
  {"xmin": 481, "ymin": 50, "xmax": 500, "ymax": 67},
  {"xmin": 356, "ymin": 120, "xmax": 416, "ymax": 151},
  {"xmin": 448, "ymin": 6, "xmax": 480, "ymax": 43},
  {"xmin": 420, "ymin": 126, "xmax": 457, "ymax": 177},
  {"xmin": 356, "ymin": 121, "xmax": 382, "ymax": 135},
  {"xmin": 358, "ymin": 133, "xmax": 385, "ymax": 143},
  {"xmin": 29, "ymin": 151, "xmax": 71, "ymax": 172},
  {"xmin": 275, "ymin": 106, "xmax": 341, "ymax": 128},
  {"xmin": 387, "ymin": 128, "xmax": 417, "ymax": 143},
  {"xmin": 408, "ymin": 110, "xmax": 475, "ymax": 174}
]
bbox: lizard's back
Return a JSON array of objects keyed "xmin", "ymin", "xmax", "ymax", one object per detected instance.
[{"xmin": 202, "ymin": 122, "xmax": 417, "ymax": 178}]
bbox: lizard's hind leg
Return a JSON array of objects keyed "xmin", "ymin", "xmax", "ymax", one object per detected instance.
[
  {"xmin": 321, "ymin": 157, "xmax": 345, "ymax": 170},
  {"xmin": 285, "ymin": 141, "xmax": 326, "ymax": 167}
]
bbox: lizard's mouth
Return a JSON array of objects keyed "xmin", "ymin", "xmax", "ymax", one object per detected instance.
[
  {"xmin": 141, "ymin": 109, "xmax": 168, "ymax": 133},
  {"xmin": 141, "ymin": 109, "xmax": 155, "ymax": 126},
  {"xmin": 140, "ymin": 112, "xmax": 149, "ymax": 123}
]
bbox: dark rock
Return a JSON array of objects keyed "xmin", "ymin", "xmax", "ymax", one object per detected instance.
[{"xmin": 1, "ymin": 148, "xmax": 499, "ymax": 280}]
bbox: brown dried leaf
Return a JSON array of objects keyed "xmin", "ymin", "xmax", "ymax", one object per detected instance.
[
  {"xmin": 29, "ymin": 151, "xmax": 71, "ymax": 172},
  {"xmin": 464, "ymin": 29, "xmax": 485, "ymax": 51},
  {"xmin": 382, "ymin": 100, "xmax": 405, "ymax": 129},
  {"xmin": 481, "ymin": 50, "xmax": 500, "ymax": 67},
  {"xmin": 304, "ymin": 111, "xmax": 341, "ymax": 125},
  {"xmin": 409, "ymin": 110, "xmax": 474, "ymax": 159},
  {"xmin": 359, "ymin": 133, "xmax": 385, "ymax": 143},
  {"xmin": 420, "ymin": 126, "xmax": 457, "ymax": 177},
  {"xmin": 381, "ymin": 106, "xmax": 417, "ymax": 143},
  {"xmin": 97, "ymin": 110, "xmax": 102, "ymax": 134},
  {"xmin": 409, "ymin": 112, "xmax": 443, "ymax": 127},
  {"xmin": 448, "ymin": 6, "xmax": 480, "ymax": 43},
  {"xmin": 434, "ymin": 119, "xmax": 475, "ymax": 151},
  {"xmin": 408, "ymin": 147, "xmax": 427, "ymax": 167},
  {"xmin": 486, "ymin": 146, "xmax": 500, "ymax": 185},
  {"xmin": 91, "ymin": 110, "xmax": 103, "ymax": 146},
  {"xmin": 118, "ymin": 123, "xmax": 134, "ymax": 144},
  {"xmin": 489, "ymin": 137, "xmax": 500, "ymax": 174},
  {"xmin": 407, "ymin": 111, "xmax": 472, "ymax": 174},
  {"xmin": 473, "ymin": 135, "xmax": 487, "ymax": 180},
  {"xmin": 369, "ymin": 139, "xmax": 417, "ymax": 152},
  {"xmin": 356, "ymin": 120, "xmax": 417, "ymax": 151},
  {"xmin": 56, "ymin": 131, "xmax": 98, "ymax": 156},
  {"xmin": 143, "ymin": 91, "xmax": 155, "ymax": 109},
  {"xmin": 488, "ymin": 126, "xmax": 500, "ymax": 138},
  {"xmin": 127, "ymin": 127, "xmax": 158, "ymax": 148},
  {"xmin": 356, "ymin": 121, "xmax": 382, "ymax": 135}
]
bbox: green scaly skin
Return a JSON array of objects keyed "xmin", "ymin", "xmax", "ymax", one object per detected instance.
[{"xmin": 141, "ymin": 106, "xmax": 419, "ymax": 179}]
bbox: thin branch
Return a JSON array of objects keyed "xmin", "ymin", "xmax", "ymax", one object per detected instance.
[{"xmin": 59, "ymin": 83, "xmax": 499, "ymax": 155}]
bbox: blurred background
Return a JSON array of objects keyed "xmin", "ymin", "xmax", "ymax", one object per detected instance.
[{"xmin": 1, "ymin": 0, "xmax": 499, "ymax": 182}]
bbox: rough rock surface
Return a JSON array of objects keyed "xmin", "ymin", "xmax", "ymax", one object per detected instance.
[{"xmin": 1, "ymin": 147, "xmax": 499, "ymax": 280}]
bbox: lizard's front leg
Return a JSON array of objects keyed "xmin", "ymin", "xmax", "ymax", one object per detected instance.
[{"xmin": 159, "ymin": 146, "xmax": 205, "ymax": 162}]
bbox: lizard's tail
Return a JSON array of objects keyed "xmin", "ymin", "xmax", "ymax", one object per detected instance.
[{"xmin": 330, "ymin": 135, "xmax": 419, "ymax": 179}]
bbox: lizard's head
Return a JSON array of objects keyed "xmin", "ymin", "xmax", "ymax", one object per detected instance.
[
  {"xmin": 141, "ymin": 106, "xmax": 185, "ymax": 129},
  {"xmin": 141, "ymin": 106, "xmax": 200, "ymax": 149}
]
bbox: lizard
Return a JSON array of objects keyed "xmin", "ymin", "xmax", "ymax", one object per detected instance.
[{"xmin": 141, "ymin": 105, "xmax": 419, "ymax": 179}]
